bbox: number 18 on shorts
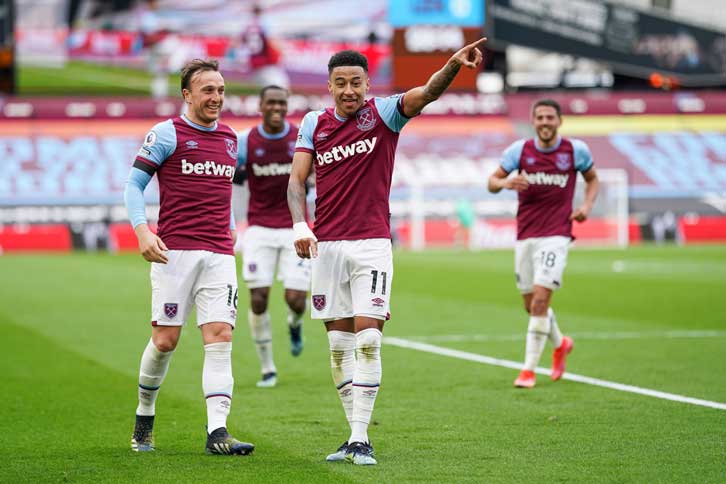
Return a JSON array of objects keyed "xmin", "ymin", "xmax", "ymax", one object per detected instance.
[
  {"xmin": 310, "ymin": 239, "xmax": 393, "ymax": 321},
  {"xmin": 514, "ymin": 236, "xmax": 570, "ymax": 293}
]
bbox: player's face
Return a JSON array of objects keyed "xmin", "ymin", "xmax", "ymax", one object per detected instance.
[
  {"xmin": 260, "ymin": 88, "xmax": 288, "ymax": 132},
  {"xmin": 532, "ymin": 105, "xmax": 561, "ymax": 145},
  {"xmin": 183, "ymin": 70, "xmax": 225, "ymax": 127},
  {"xmin": 328, "ymin": 66, "xmax": 369, "ymax": 117}
]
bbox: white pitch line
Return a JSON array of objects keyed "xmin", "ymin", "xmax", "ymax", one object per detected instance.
[
  {"xmin": 383, "ymin": 337, "xmax": 726, "ymax": 411},
  {"xmin": 401, "ymin": 330, "xmax": 726, "ymax": 343}
]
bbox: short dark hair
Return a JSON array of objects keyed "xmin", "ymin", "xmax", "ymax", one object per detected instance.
[
  {"xmin": 532, "ymin": 99, "xmax": 562, "ymax": 117},
  {"xmin": 259, "ymin": 84, "xmax": 288, "ymax": 100},
  {"xmin": 327, "ymin": 50, "xmax": 368, "ymax": 74},
  {"xmin": 180, "ymin": 59, "xmax": 220, "ymax": 92}
]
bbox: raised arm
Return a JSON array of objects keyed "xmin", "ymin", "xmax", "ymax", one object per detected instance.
[
  {"xmin": 401, "ymin": 38, "xmax": 486, "ymax": 118},
  {"xmin": 287, "ymin": 151, "xmax": 317, "ymax": 258}
]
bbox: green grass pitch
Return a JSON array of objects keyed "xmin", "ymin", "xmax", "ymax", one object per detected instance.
[
  {"xmin": 17, "ymin": 61, "xmax": 258, "ymax": 96},
  {"xmin": 1, "ymin": 246, "xmax": 725, "ymax": 483}
]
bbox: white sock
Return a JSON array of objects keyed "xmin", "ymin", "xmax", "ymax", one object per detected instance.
[
  {"xmin": 328, "ymin": 330, "xmax": 356, "ymax": 428},
  {"xmin": 248, "ymin": 310, "xmax": 276, "ymax": 375},
  {"xmin": 136, "ymin": 339, "xmax": 174, "ymax": 416},
  {"xmin": 548, "ymin": 307, "xmax": 564, "ymax": 349},
  {"xmin": 287, "ymin": 306, "xmax": 304, "ymax": 329},
  {"xmin": 524, "ymin": 315, "xmax": 550, "ymax": 371},
  {"xmin": 349, "ymin": 328, "xmax": 382, "ymax": 444},
  {"xmin": 203, "ymin": 341, "xmax": 234, "ymax": 434}
]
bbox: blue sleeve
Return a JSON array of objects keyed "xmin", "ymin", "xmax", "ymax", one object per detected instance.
[
  {"xmin": 572, "ymin": 139, "xmax": 594, "ymax": 172},
  {"xmin": 374, "ymin": 95, "xmax": 410, "ymax": 133},
  {"xmin": 295, "ymin": 111, "xmax": 322, "ymax": 151},
  {"xmin": 236, "ymin": 129, "xmax": 249, "ymax": 169},
  {"xmin": 500, "ymin": 140, "xmax": 526, "ymax": 173},
  {"xmin": 135, "ymin": 119, "xmax": 176, "ymax": 167},
  {"xmin": 230, "ymin": 210, "xmax": 236, "ymax": 230},
  {"xmin": 124, "ymin": 167, "xmax": 152, "ymax": 228}
]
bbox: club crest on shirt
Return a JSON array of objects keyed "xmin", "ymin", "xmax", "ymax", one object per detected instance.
[
  {"xmin": 312, "ymin": 294, "xmax": 326, "ymax": 311},
  {"xmin": 225, "ymin": 139, "xmax": 237, "ymax": 159},
  {"xmin": 356, "ymin": 107, "xmax": 377, "ymax": 131},
  {"xmin": 556, "ymin": 153, "xmax": 571, "ymax": 170},
  {"xmin": 164, "ymin": 303, "xmax": 178, "ymax": 319}
]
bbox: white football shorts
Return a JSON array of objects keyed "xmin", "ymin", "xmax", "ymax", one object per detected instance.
[
  {"xmin": 310, "ymin": 238, "xmax": 393, "ymax": 321},
  {"xmin": 150, "ymin": 250, "xmax": 238, "ymax": 327},
  {"xmin": 241, "ymin": 225, "xmax": 311, "ymax": 291},
  {"xmin": 514, "ymin": 236, "xmax": 571, "ymax": 293}
]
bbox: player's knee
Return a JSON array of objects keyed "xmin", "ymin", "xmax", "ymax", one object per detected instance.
[
  {"xmin": 250, "ymin": 293, "xmax": 269, "ymax": 314},
  {"xmin": 530, "ymin": 297, "xmax": 549, "ymax": 317},
  {"xmin": 355, "ymin": 329, "xmax": 382, "ymax": 365},
  {"xmin": 285, "ymin": 293, "xmax": 306, "ymax": 314},
  {"xmin": 204, "ymin": 324, "xmax": 233, "ymax": 343},
  {"xmin": 152, "ymin": 335, "xmax": 178, "ymax": 352},
  {"xmin": 356, "ymin": 328, "xmax": 382, "ymax": 349}
]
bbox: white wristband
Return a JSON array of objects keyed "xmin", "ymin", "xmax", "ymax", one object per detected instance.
[{"xmin": 293, "ymin": 222, "xmax": 317, "ymax": 242}]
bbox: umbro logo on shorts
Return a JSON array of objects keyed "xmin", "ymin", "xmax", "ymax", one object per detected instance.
[
  {"xmin": 371, "ymin": 297, "xmax": 385, "ymax": 307},
  {"xmin": 312, "ymin": 294, "xmax": 326, "ymax": 311}
]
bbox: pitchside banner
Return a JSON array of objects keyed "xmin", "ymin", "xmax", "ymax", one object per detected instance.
[{"xmin": 491, "ymin": 0, "xmax": 726, "ymax": 85}]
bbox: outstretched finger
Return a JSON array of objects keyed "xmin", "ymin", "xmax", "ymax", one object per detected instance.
[{"xmin": 465, "ymin": 37, "xmax": 487, "ymax": 50}]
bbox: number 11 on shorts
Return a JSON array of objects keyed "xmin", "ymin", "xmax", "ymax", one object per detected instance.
[{"xmin": 370, "ymin": 270, "xmax": 387, "ymax": 295}]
